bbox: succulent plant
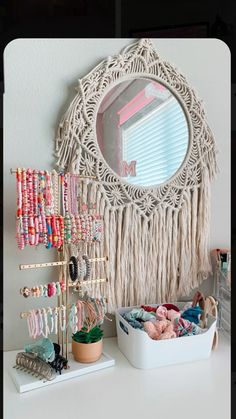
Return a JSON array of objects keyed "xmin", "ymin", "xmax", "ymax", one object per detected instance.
[{"xmin": 72, "ymin": 325, "xmax": 103, "ymax": 344}]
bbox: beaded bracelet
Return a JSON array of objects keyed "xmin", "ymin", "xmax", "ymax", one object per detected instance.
[
  {"xmin": 33, "ymin": 170, "xmax": 38, "ymax": 216},
  {"xmin": 15, "ymin": 168, "xmax": 104, "ymax": 249},
  {"xmin": 71, "ymin": 214, "xmax": 77, "ymax": 244},
  {"xmin": 75, "ymin": 215, "xmax": 82, "ymax": 242},
  {"xmin": 64, "ymin": 213, "xmax": 71, "ymax": 244},
  {"xmin": 69, "ymin": 256, "xmax": 78, "ymax": 281},
  {"xmin": 34, "ymin": 215, "xmax": 39, "ymax": 246},
  {"xmin": 46, "ymin": 216, "xmax": 52, "ymax": 249}
]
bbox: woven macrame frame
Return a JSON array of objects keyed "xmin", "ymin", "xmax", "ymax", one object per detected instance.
[{"xmin": 55, "ymin": 39, "xmax": 217, "ymax": 311}]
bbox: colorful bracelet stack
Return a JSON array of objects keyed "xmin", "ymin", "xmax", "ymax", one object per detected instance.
[
  {"xmin": 15, "ymin": 168, "xmax": 104, "ymax": 250},
  {"xmin": 16, "ymin": 168, "xmax": 64, "ymax": 250}
]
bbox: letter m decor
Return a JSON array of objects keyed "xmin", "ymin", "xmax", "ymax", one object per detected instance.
[{"xmin": 121, "ymin": 161, "xmax": 137, "ymax": 177}]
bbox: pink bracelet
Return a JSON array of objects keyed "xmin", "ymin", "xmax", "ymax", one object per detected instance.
[{"xmin": 34, "ymin": 216, "xmax": 39, "ymax": 245}]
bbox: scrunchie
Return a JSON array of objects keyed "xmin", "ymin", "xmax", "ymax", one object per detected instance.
[{"xmin": 156, "ymin": 305, "xmax": 168, "ymax": 320}]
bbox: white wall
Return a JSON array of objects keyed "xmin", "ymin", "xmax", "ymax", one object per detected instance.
[{"xmin": 3, "ymin": 39, "xmax": 230, "ymax": 350}]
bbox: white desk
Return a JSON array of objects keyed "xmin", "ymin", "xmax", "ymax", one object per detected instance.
[{"xmin": 4, "ymin": 334, "xmax": 230, "ymax": 419}]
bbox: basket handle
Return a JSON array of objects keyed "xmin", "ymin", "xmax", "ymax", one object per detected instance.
[{"xmin": 119, "ymin": 320, "xmax": 129, "ymax": 335}]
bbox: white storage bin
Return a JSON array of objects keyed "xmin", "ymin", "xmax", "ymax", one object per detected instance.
[{"xmin": 115, "ymin": 303, "xmax": 217, "ymax": 369}]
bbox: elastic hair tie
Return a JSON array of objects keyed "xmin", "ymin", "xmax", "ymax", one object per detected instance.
[
  {"xmin": 69, "ymin": 256, "xmax": 78, "ymax": 281},
  {"xmin": 56, "ymin": 282, "xmax": 61, "ymax": 296},
  {"xmin": 82, "ymin": 254, "xmax": 91, "ymax": 280},
  {"xmin": 39, "ymin": 284, "xmax": 44, "ymax": 297},
  {"xmin": 21, "ymin": 287, "xmax": 30, "ymax": 298},
  {"xmin": 43, "ymin": 284, "xmax": 48, "ymax": 297},
  {"xmin": 48, "ymin": 283, "xmax": 52, "ymax": 297},
  {"xmin": 51, "ymin": 282, "xmax": 57, "ymax": 297},
  {"xmin": 60, "ymin": 280, "xmax": 66, "ymax": 293}
]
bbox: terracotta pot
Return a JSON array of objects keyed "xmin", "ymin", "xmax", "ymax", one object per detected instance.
[{"xmin": 72, "ymin": 339, "xmax": 103, "ymax": 363}]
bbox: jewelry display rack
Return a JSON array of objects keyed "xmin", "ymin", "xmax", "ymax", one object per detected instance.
[
  {"xmin": 9, "ymin": 168, "xmax": 115, "ymax": 393},
  {"xmin": 214, "ymin": 253, "xmax": 231, "ymax": 339},
  {"xmin": 211, "ymin": 248, "xmax": 231, "ymax": 341}
]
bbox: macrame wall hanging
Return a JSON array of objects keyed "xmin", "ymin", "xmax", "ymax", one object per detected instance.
[{"xmin": 54, "ymin": 38, "xmax": 217, "ymax": 312}]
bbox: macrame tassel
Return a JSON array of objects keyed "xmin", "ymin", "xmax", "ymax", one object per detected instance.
[
  {"xmin": 115, "ymin": 206, "xmax": 124, "ymax": 305},
  {"xmin": 103, "ymin": 204, "xmax": 112, "ymax": 311},
  {"xmin": 178, "ymin": 195, "xmax": 191, "ymax": 296},
  {"xmin": 108, "ymin": 208, "xmax": 118, "ymax": 308},
  {"xmin": 119, "ymin": 205, "xmax": 130, "ymax": 307},
  {"xmin": 169, "ymin": 209, "xmax": 179, "ymax": 301},
  {"xmin": 196, "ymin": 166, "xmax": 212, "ymax": 280},
  {"xmin": 190, "ymin": 187, "xmax": 199, "ymax": 289}
]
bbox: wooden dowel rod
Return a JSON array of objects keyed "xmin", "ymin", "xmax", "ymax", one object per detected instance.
[
  {"xmin": 19, "ymin": 257, "xmax": 108, "ymax": 270},
  {"xmin": 10, "ymin": 168, "xmax": 97, "ymax": 179},
  {"xmin": 19, "ymin": 261, "xmax": 67, "ymax": 270},
  {"xmin": 69, "ymin": 278, "xmax": 108, "ymax": 287}
]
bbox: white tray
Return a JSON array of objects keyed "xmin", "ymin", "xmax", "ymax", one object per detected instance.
[{"xmin": 6, "ymin": 350, "xmax": 115, "ymax": 393}]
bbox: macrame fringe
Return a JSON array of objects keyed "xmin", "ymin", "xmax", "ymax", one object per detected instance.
[{"xmin": 62, "ymin": 168, "xmax": 213, "ymax": 314}]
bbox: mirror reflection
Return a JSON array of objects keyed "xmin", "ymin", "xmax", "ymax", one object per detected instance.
[{"xmin": 96, "ymin": 78, "xmax": 189, "ymax": 187}]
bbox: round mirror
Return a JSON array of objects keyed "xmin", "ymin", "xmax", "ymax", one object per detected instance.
[{"xmin": 96, "ymin": 78, "xmax": 189, "ymax": 187}]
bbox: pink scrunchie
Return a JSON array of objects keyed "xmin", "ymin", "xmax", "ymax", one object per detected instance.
[
  {"xmin": 144, "ymin": 319, "xmax": 177, "ymax": 340},
  {"xmin": 156, "ymin": 305, "xmax": 168, "ymax": 320}
]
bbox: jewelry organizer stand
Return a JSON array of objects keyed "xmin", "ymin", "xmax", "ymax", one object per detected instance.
[
  {"xmin": 9, "ymin": 169, "xmax": 115, "ymax": 393},
  {"xmin": 212, "ymin": 250, "xmax": 231, "ymax": 340}
]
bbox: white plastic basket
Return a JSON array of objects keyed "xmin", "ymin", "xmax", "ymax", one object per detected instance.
[{"xmin": 115, "ymin": 302, "xmax": 217, "ymax": 369}]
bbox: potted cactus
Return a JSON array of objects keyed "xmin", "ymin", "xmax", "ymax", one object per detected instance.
[{"xmin": 72, "ymin": 325, "xmax": 104, "ymax": 363}]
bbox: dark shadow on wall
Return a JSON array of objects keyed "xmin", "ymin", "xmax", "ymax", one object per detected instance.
[
  {"xmin": 121, "ymin": 0, "xmax": 235, "ymax": 80},
  {"xmin": 0, "ymin": 0, "xmax": 116, "ymax": 81},
  {"xmin": 0, "ymin": 0, "xmax": 235, "ymax": 79}
]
